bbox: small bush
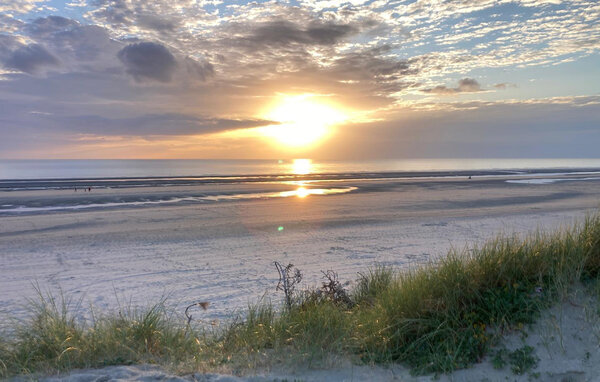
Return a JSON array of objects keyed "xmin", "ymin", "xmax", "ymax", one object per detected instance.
[
  {"xmin": 491, "ymin": 345, "xmax": 539, "ymax": 375},
  {"xmin": 491, "ymin": 347, "xmax": 508, "ymax": 369},
  {"xmin": 508, "ymin": 345, "xmax": 539, "ymax": 375}
]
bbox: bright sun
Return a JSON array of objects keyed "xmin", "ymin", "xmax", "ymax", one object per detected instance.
[{"xmin": 260, "ymin": 95, "xmax": 347, "ymax": 147}]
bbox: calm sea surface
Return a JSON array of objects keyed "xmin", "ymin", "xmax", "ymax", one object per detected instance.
[{"xmin": 2, "ymin": 158, "xmax": 600, "ymax": 180}]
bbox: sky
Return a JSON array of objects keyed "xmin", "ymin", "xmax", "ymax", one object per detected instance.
[{"xmin": 0, "ymin": 0, "xmax": 598, "ymax": 159}]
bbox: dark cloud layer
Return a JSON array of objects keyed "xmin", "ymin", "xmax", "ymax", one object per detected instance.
[
  {"xmin": 0, "ymin": 90, "xmax": 276, "ymax": 141},
  {"xmin": 248, "ymin": 20, "xmax": 357, "ymax": 47},
  {"xmin": 330, "ymin": 46, "xmax": 415, "ymax": 81},
  {"xmin": 3, "ymin": 44, "xmax": 59, "ymax": 74},
  {"xmin": 117, "ymin": 42, "xmax": 176, "ymax": 82},
  {"xmin": 49, "ymin": 113, "xmax": 274, "ymax": 136}
]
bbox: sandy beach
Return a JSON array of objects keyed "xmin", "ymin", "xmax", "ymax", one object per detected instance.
[{"xmin": 1, "ymin": 172, "xmax": 599, "ymax": 324}]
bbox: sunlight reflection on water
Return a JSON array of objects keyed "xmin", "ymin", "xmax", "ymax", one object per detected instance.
[
  {"xmin": 2, "ymin": 186, "xmax": 358, "ymax": 214},
  {"xmin": 277, "ymin": 186, "xmax": 356, "ymax": 198},
  {"xmin": 291, "ymin": 159, "xmax": 312, "ymax": 175}
]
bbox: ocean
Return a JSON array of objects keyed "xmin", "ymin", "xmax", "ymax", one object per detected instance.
[
  {"xmin": 2, "ymin": 158, "xmax": 600, "ymax": 215},
  {"xmin": 2, "ymin": 158, "xmax": 600, "ymax": 180}
]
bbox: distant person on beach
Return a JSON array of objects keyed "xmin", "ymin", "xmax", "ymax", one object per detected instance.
[{"xmin": 88, "ymin": 187, "xmax": 91, "ymax": 192}]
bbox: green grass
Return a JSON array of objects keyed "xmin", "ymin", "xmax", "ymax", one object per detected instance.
[{"xmin": 1, "ymin": 213, "xmax": 599, "ymax": 378}]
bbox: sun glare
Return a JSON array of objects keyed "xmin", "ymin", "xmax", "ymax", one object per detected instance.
[
  {"xmin": 292, "ymin": 158, "xmax": 312, "ymax": 175},
  {"xmin": 296, "ymin": 187, "xmax": 309, "ymax": 198},
  {"xmin": 261, "ymin": 95, "xmax": 347, "ymax": 147}
]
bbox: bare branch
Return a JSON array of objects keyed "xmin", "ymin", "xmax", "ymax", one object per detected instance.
[
  {"xmin": 274, "ymin": 261, "xmax": 302, "ymax": 310},
  {"xmin": 184, "ymin": 301, "xmax": 210, "ymax": 326}
]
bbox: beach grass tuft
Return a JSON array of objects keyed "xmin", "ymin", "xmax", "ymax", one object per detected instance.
[
  {"xmin": 1, "ymin": 213, "xmax": 599, "ymax": 378},
  {"xmin": 0, "ymin": 290, "xmax": 203, "ymax": 376}
]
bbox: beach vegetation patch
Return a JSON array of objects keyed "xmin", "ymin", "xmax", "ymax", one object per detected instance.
[{"xmin": 491, "ymin": 345, "xmax": 539, "ymax": 375}]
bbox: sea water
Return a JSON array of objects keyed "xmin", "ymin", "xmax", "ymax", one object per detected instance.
[
  {"xmin": 2, "ymin": 158, "xmax": 600, "ymax": 215},
  {"xmin": 2, "ymin": 158, "xmax": 600, "ymax": 180}
]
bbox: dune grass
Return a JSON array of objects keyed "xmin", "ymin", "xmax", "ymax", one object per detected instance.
[
  {"xmin": 1, "ymin": 213, "xmax": 599, "ymax": 378},
  {"xmin": 0, "ymin": 291, "xmax": 203, "ymax": 376}
]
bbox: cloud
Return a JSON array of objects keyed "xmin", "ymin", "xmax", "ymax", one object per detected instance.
[
  {"xmin": 115, "ymin": 41, "xmax": 212, "ymax": 83},
  {"xmin": 252, "ymin": 20, "xmax": 357, "ymax": 46},
  {"xmin": 136, "ymin": 14, "xmax": 178, "ymax": 32},
  {"xmin": 87, "ymin": 0, "xmax": 135, "ymax": 28},
  {"xmin": 422, "ymin": 78, "xmax": 483, "ymax": 95},
  {"xmin": 15, "ymin": 16, "xmax": 122, "ymax": 72},
  {"xmin": 88, "ymin": 0, "xmax": 184, "ymax": 32},
  {"xmin": 319, "ymin": 96, "xmax": 600, "ymax": 159},
  {"xmin": 183, "ymin": 57, "xmax": 214, "ymax": 81},
  {"xmin": 26, "ymin": 15, "xmax": 80, "ymax": 36},
  {"xmin": 55, "ymin": 25, "xmax": 118, "ymax": 62},
  {"xmin": 456, "ymin": 78, "xmax": 481, "ymax": 92},
  {"xmin": 0, "ymin": 14, "xmax": 24, "ymax": 33},
  {"xmin": 329, "ymin": 45, "xmax": 416, "ymax": 81},
  {"xmin": 117, "ymin": 42, "xmax": 177, "ymax": 82},
  {"xmin": 45, "ymin": 113, "xmax": 276, "ymax": 136},
  {"xmin": 227, "ymin": 19, "xmax": 359, "ymax": 52},
  {"xmin": 0, "ymin": 0, "xmax": 46, "ymax": 14},
  {"xmin": 494, "ymin": 82, "xmax": 518, "ymax": 89},
  {"xmin": 3, "ymin": 44, "xmax": 59, "ymax": 74},
  {"xmin": 0, "ymin": 34, "xmax": 22, "ymax": 55}
]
